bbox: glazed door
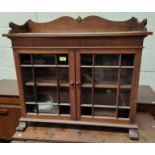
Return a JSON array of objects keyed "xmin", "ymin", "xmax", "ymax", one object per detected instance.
[
  {"xmin": 76, "ymin": 50, "xmax": 134, "ymax": 121},
  {"xmin": 19, "ymin": 50, "xmax": 76, "ymax": 120}
]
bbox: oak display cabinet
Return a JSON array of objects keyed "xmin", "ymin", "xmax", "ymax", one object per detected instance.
[{"xmin": 3, "ymin": 16, "xmax": 152, "ymax": 140}]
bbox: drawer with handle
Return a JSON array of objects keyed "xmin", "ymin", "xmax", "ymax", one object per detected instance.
[{"xmin": 0, "ymin": 105, "xmax": 21, "ymax": 140}]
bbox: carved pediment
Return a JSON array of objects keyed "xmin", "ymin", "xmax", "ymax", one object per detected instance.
[{"xmin": 8, "ymin": 16, "xmax": 148, "ymax": 34}]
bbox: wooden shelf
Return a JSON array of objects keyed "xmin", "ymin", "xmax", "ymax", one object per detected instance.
[
  {"xmin": 118, "ymin": 106, "xmax": 130, "ymax": 109},
  {"xmin": 25, "ymin": 81, "xmax": 56, "ymax": 87},
  {"xmin": 57, "ymin": 65, "xmax": 69, "ymax": 68},
  {"xmin": 120, "ymin": 85, "xmax": 132, "ymax": 89},
  {"xmin": 20, "ymin": 64, "xmax": 69, "ymax": 68},
  {"xmin": 21, "ymin": 64, "xmax": 55, "ymax": 67},
  {"xmin": 81, "ymin": 115, "xmax": 117, "ymax": 119},
  {"xmin": 25, "ymin": 102, "xmax": 36, "ymax": 105},
  {"xmin": 38, "ymin": 113, "xmax": 59, "ymax": 116},
  {"xmin": 37, "ymin": 113, "xmax": 70, "ymax": 117},
  {"xmin": 81, "ymin": 65, "xmax": 134, "ymax": 69},
  {"xmin": 81, "ymin": 104, "xmax": 130, "ymax": 109},
  {"xmin": 81, "ymin": 115, "xmax": 93, "ymax": 118},
  {"xmin": 26, "ymin": 112, "xmax": 37, "ymax": 115},
  {"xmin": 25, "ymin": 81, "xmax": 69, "ymax": 87},
  {"xmin": 94, "ymin": 105, "xmax": 116, "ymax": 108},
  {"xmin": 81, "ymin": 83, "xmax": 131, "ymax": 89},
  {"xmin": 121, "ymin": 66, "xmax": 134, "ymax": 69},
  {"xmin": 94, "ymin": 105, "xmax": 130, "ymax": 109},
  {"xmin": 93, "ymin": 116, "xmax": 116, "ymax": 119},
  {"xmin": 81, "ymin": 104, "xmax": 116, "ymax": 108},
  {"xmin": 59, "ymin": 103, "xmax": 70, "ymax": 106},
  {"xmin": 81, "ymin": 104, "xmax": 92, "ymax": 107},
  {"xmin": 25, "ymin": 81, "xmax": 131, "ymax": 89},
  {"xmin": 95, "ymin": 83, "xmax": 118, "ymax": 88},
  {"xmin": 25, "ymin": 102, "xmax": 70, "ymax": 106},
  {"xmin": 38, "ymin": 103, "xmax": 70, "ymax": 106},
  {"xmin": 26, "ymin": 102, "xmax": 129, "ymax": 109},
  {"xmin": 60, "ymin": 114, "xmax": 70, "ymax": 117},
  {"xmin": 38, "ymin": 102, "xmax": 58, "ymax": 105},
  {"xmin": 26, "ymin": 112, "xmax": 70, "ymax": 117},
  {"xmin": 81, "ymin": 83, "xmax": 117, "ymax": 88}
]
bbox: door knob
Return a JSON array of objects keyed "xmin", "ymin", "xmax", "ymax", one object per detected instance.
[
  {"xmin": 70, "ymin": 81, "xmax": 74, "ymax": 86},
  {"xmin": 76, "ymin": 81, "xmax": 80, "ymax": 86}
]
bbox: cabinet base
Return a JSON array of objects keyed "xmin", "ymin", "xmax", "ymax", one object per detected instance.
[
  {"xmin": 20, "ymin": 117, "xmax": 138, "ymax": 129},
  {"xmin": 18, "ymin": 117, "xmax": 140, "ymax": 140}
]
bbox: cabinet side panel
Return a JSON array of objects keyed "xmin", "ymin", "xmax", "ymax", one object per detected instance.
[
  {"xmin": 13, "ymin": 50, "xmax": 26, "ymax": 115},
  {"xmin": 129, "ymin": 50, "xmax": 142, "ymax": 123}
]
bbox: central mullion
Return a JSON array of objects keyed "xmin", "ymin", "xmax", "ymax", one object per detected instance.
[
  {"xmin": 116, "ymin": 54, "xmax": 122, "ymax": 118},
  {"xmin": 92, "ymin": 54, "xmax": 95, "ymax": 117},
  {"xmin": 30, "ymin": 54, "xmax": 39, "ymax": 114},
  {"xmin": 55, "ymin": 54, "xmax": 60, "ymax": 115}
]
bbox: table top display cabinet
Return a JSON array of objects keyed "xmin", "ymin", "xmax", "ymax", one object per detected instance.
[{"xmin": 3, "ymin": 16, "xmax": 152, "ymax": 140}]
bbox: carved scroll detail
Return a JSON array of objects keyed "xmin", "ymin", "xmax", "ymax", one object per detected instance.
[{"xmin": 8, "ymin": 16, "xmax": 148, "ymax": 34}]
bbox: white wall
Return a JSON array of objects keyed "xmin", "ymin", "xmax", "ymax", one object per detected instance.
[{"xmin": 0, "ymin": 12, "xmax": 155, "ymax": 90}]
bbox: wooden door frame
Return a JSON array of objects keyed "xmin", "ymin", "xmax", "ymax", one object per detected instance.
[
  {"xmin": 69, "ymin": 50, "xmax": 76, "ymax": 120},
  {"xmin": 75, "ymin": 50, "xmax": 81, "ymax": 120},
  {"xmin": 14, "ymin": 47, "xmax": 141, "ymax": 124},
  {"xmin": 75, "ymin": 48, "xmax": 140, "ymax": 122},
  {"xmin": 14, "ymin": 48, "xmax": 76, "ymax": 121}
]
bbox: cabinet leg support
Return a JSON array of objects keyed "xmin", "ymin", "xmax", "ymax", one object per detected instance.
[
  {"xmin": 16, "ymin": 121, "xmax": 27, "ymax": 132},
  {"xmin": 129, "ymin": 128, "xmax": 139, "ymax": 140}
]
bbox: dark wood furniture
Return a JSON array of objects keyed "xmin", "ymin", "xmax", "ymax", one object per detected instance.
[
  {"xmin": 3, "ymin": 16, "xmax": 152, "ymax": 140},
  {"xmin": 0, "ymin": 80, "xmax": 21, "ymax": 140},
  {"xmin": 138, "ymin": 85, "xmax": 155, "ymax": 118}
]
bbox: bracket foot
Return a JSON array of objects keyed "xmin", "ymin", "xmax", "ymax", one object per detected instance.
[
  {"xmin": 129, "ymin": 128, "xmax": 139, "ymax": 140},
  {"xmin": 16, "ymin": 121, "xmax": 27, "ymax": 132}
]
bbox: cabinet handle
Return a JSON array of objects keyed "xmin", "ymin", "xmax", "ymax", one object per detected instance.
[
  {"xmin": 70, "ymin": 81, "xmax": 74, "ymax": 86},
  {"xmin": 76, "ymin": 81, "xmax": 80, "ymax": 86},
  {"xmin": 0, "ymin": 109, "xmax": 8, "ymax": 115}
]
